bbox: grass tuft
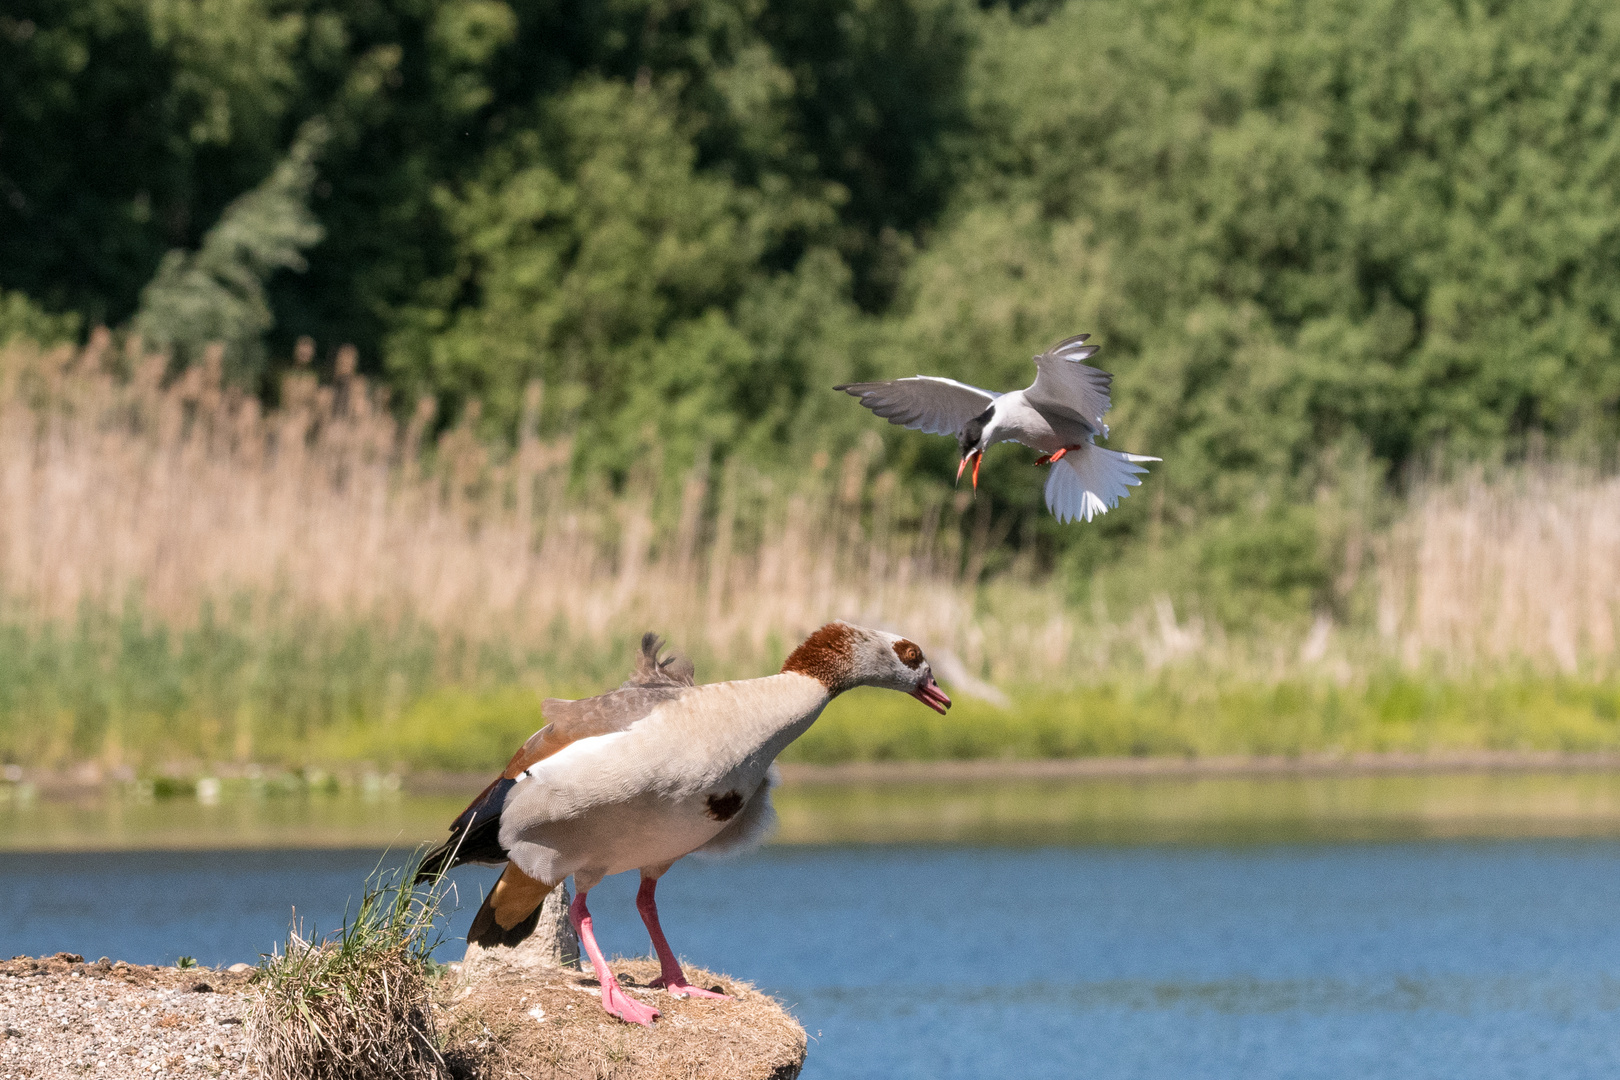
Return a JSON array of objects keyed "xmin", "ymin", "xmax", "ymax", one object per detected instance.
[{"xmin": 248, "ymin": 854, "xmax": 450, "ymax": 1080}]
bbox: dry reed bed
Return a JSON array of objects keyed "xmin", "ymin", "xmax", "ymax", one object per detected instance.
[
  {"xmin": 2, "ymin": 335, "xmax": 1619, "ymax": 684},
  {"xmin": 1380, "ymin": 472, "xmax": 1620, "ymax": 672},
  {"xmin": 0, "ymin": 335, "xmax": 1073, "ymax": 685}
]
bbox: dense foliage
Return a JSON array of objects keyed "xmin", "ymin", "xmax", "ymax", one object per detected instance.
[{"xmin": 4, "ymin": 0, "xmax": 1620, "ymax": 601}]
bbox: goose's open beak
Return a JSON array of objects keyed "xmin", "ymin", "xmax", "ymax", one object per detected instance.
[
  {"xmin": 910, "ymin": 677, "xmax": 952, "ymax": 714},
  {"xmin": 955, "ymin": 451, "xmax": 983, "ymax": 491}
]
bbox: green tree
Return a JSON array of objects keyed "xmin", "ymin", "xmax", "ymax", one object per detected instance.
[
  {"xmin": 134, "ymin": 119, "xmax": 327, "ymax": 382},
  {"xmin": 5, "ymin": 0, "xmax": 1620, "ymax": 605},
  {"xmin": 0, "ymin": 0, "xmax": 304, "ymax": 325},
  {"xmin": 0, "ymin": 289, "xmax": 80, "ymax": 347},
  {"xmin": 387, "ymin": 80, "xmax": 861, "ymax": 472},
  {"xmin": 884, "ymin": 0, "xmax": 1620, "ymax": 527}
]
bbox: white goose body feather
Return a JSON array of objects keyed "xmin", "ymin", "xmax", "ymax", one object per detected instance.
[{"xmin": 499, "ymin": 672, "xmax": 829, "ymax": 889}]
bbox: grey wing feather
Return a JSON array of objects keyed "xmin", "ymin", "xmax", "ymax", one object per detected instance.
[
  {"xmin": 1025, "ymin": 334, "xmax": 1113, "ymax": 437},
  {"xmin": 834, "ymin": 376, "xmax": 999, "ymax": 437},
  {"xmin": 513, "ymin": 633, "xmax": 692, "ymax": 770},
  {"xmin": 624, "ymin": 632, "xmax": 695, "ymax": 689},
  {"xmin": 540, "ymin": 684, "xmax": 687, "ymax": 744}
]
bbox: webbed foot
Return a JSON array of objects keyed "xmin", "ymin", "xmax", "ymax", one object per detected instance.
[
  {"xmin": 600, "ymin": 978, "xmax": 661, "ymax": 1025},
  {"xmin": 648, "ymin": 974, "xmax": 729, "ymax": 1000}
]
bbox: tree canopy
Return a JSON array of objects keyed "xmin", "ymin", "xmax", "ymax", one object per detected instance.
[{"xmin": 4, "ymin": 0, "xmax": 1620, "ymax": 579}]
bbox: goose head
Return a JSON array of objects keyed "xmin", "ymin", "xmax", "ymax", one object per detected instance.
[
  {"xmin": 956, "ymin": 405, "xmax": 995, "ymax": 490},
  {"xmin": 782, "ymin": 622, "xmax": 952, "ymax": 713}
]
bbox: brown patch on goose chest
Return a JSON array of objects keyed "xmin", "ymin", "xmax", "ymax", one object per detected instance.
[{"xmin": 706, "ymin": 790, "xmax": 745, "ymax": 821}]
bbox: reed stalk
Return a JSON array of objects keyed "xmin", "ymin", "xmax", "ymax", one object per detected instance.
[{"xmin": 2, "ymin": 336, "xmax": 1618, "ymax": 767}]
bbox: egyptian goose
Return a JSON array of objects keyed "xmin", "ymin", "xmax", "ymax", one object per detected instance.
[
  {"xmin": 836, "ymin": 333, "xmax": 1160, "ymax": 522},
  {"xmin": 418, "ymin": 622, "xmax": 951, "ymax": 1025}
]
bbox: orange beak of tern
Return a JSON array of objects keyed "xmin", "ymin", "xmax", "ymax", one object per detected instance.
[{"xmin": 956, "ymin": 451, "xmax": 983, "ymax": 490}]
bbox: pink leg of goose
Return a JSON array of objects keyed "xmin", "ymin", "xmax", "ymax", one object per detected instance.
[
  {"xmin": 569, "ymin": 890, "xmax": 661, "ymax": 1025},
  {"xmin": 636, "ymin": 877, "xmax": 729, "ymax": 1000}
]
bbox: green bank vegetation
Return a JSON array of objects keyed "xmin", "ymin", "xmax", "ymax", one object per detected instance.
[
  {"xmin": 11, "ymin": 596, "xmax": 1618, "ymax": 771},
  {"xmin": 323, "ymin": 676, "xmax": 1620, "ymax": 768}
]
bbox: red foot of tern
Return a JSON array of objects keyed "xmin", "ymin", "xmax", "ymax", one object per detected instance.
[{"xmin": 1034, "ymin": 446, "xmax": 1081, "ymax": 467}]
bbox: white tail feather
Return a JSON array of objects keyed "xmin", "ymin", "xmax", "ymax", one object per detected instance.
[{"xmin": 1043, "ymin": 444, "xmax": 1159, "ymax": 524}]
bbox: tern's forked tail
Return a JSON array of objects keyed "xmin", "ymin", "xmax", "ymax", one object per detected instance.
[{"xmin": 1043, "ymin": 443, "xmax": 1159, "ymax": 524}]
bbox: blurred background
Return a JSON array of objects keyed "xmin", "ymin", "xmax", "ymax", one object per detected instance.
[
  {"xmin": 3, "ymin": 0, "xmax": 1620, "ymax": 773},
  {"xmin": 4, "ymin": 1, "xmax": 1620, "ymax": 1076}
]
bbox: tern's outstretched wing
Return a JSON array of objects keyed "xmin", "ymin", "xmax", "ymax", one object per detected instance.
[
  {"xmin": 1025, "ymin": 334, "xmax": 1113, "ymax": 437},
  {"xmin": 834, "ymin": 376, "xmax": 999, "ymax": 437}
]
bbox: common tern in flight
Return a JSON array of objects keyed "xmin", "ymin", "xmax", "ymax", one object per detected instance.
[{"xmin": 835, "ymin": 334, "xmax": 1159, "ymax": 523}]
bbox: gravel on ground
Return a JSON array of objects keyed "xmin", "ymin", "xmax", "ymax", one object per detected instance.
[
  {"xmin": 0, "ymin": 953, "xmax": 255, "ymax": 1079},
  {"xmin": 1, "ymin": 952, "xmax": 808, "ymax": 1079}
]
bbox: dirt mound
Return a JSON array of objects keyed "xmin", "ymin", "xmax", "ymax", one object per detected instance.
[{"xmin": 442, "ymin": 958, "xmax": 806, "ymax": 1080}]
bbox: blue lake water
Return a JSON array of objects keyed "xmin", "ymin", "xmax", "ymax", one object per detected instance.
[{"xmin": 5, "ymin": 840, "xmax": 1620, "ymax": 1079}]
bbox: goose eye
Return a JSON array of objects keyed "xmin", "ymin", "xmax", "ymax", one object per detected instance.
[{"xmin": 892, "ymin": 640, "xmax": 923, "ymax": 669}]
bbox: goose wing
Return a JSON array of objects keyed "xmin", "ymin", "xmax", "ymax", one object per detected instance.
[
  {"xmin": 1025, "ymin": 334, "xmax": 1113, "ymax": 437},
  {"xmin": 622, "ymin": 631, "xmax": 694, "ymax": 689},
  {"xmin": 516, "ymin": 633, "xmax": 693, "ymax": 779},
  {"xmin": 834, "ymin": 376, "xmax": 999, "ymax": 437},
  {"xmin": 415, "ymin": 633, "xmax": 693, "ymax": 881}
]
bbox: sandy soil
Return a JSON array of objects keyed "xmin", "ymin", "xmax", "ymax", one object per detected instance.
[
  {"xmin": 0, "ymin": 954, "xmax": 256, "ymax": 1078},
  {"xmin": 0, "ymin": 953, "xmax": 806, "ymax": 1080}
]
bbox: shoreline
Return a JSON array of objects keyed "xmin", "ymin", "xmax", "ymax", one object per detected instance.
[
  {"xmin": 7, "ymin": 749, "xmax": 1620, "ymax": 805},
  {"xmin": 410, "ymin": 750, "xmax": 1620, "ymax": 796},
  {"xmin": 774, "ymin": 749, "xmax": 1620, "ymax": 785},
  {"xmin": 8, "ymin": 752, "xmax": 1620, "ymax": 852}
]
